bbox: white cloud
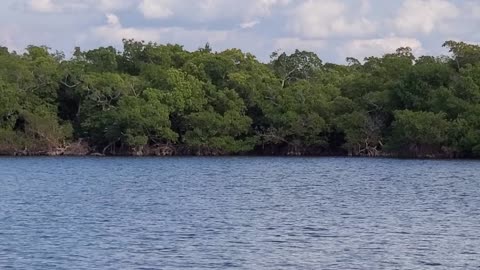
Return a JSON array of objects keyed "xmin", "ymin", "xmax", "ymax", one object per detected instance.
[
  {"xmin": 137, "ymin": 0, "xmax": 290, "ymax": 21},
  {"xmin": 29, "ymin": 0, "xmax": 60, "ymax": 12},
  {"xmin": 106, "ymin": 13, "xmax": 120, "ymax": 26},
  {"xmin": 90, "ymin": 13, "xmax": 271, "ymax": 59},
  {"xmin": 466, "ymin": 1, "xmax": 480, "ymax": 19},
  {"xmin": 0, "ymin": 24, "xmax": 22, "ymax": 51},
  {"xmin": 240, "ymin": 20, "xmax": 260, "ymax": 29},
  {"xmin": 340, "ymin": 37, "xmax": 424, "ymax": 60},
  {"xmin": 98, "ymin": 0, "xmax": 133, "ymax": 11},
  {"xmin": 93, "ymin": 13, "xmax": 230, "ymax": 48},
  {"xmin": 274, "ymin": 37, "xmax": 326, "ymax": 53},
  {"xmin": 288, "ymin": 0, "xmax": 376, "ymax": 39},
  {"xmin": 250, "ymin": 0, "xmax": 291, "ymax": 17},
  {"xmin": 474, "ymin": 8, "xmax": 480, "ymax": 19},
  {"xmin": 138, "ymin": 0, "xmax": 174, "ymax": 19},
  {"xmin": 6, "ymin": 0, "xmax": 478, "ymax": 63},
  {"xmin": 360, "ymin": 0, "xmax": 371, "ymax": 14},
  {"xmin": 394, "ymin": 0, "xmax": 459, "ymax": 34},
  {"xmin": 28, "ymin": 0, "xmax": 133, "ymax": 13}
]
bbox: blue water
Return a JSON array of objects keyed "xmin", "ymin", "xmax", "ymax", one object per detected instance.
[{"xmin": 0, "ymin": 157, "xmax": 479, "ymax": 269}]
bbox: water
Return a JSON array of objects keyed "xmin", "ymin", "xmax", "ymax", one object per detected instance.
[{"xmin": 0, "ymin": 157, "xmax": 479, "ymax": 269}]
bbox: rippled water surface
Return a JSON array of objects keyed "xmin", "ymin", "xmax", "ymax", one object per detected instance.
[{"xmin": 1, "ymin": 157, "xmax": 480, "ymax": 269}]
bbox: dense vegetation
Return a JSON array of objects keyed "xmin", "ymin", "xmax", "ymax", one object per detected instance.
[{"xmin": 1, "ymin": 40, "xmax": 480, "ymax": 158}]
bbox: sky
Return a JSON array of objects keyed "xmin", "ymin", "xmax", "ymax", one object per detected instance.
[{"xmin": 1, "ymin": 0, "xmax": 479, "ymax": 63}]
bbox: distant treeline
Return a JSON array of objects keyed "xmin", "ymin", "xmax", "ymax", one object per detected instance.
[{"xmin": 1, "ymin": 40, "xmax": 480, "ymax": 157}]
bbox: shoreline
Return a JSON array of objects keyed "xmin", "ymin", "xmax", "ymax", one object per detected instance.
[{"xmin": 0, "ymin": 153, "xmax": 477, "ymax": 160}]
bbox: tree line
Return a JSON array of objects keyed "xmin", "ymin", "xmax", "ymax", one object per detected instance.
[{"xmin": 1, "ymin": 40, "xmax": 480, "ymax": 158}]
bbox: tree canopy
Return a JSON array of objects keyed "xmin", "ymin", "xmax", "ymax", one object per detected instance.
[{"xmin": 0, "ymin": 39, "xmax": 479, "ymax": 158}]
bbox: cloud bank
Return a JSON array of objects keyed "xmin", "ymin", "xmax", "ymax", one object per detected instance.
[{"xmin": 1, "ymin": 0, "xmax": 479, "ymax": 62}]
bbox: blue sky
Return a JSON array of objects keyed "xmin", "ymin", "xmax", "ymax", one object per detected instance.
[{"xmin": 1, "ymin": 0, "xmax": 479, "ymax": 63}]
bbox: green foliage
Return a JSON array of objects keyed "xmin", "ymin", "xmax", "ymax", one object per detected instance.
[
  {"xmin": 450, "ymin": 105, "xmax": 480, "ymax": 156},
  {"xmin": 393, "ymin": 60, "xmax": 453, "ymax": 110},
  {"xmin": 336, "ymin": 111, "xmax": 383, "ymax": 156},
  {"xmin": 156, "ymin": 69, "xmax": 207, "ymax": 113},
  {"xmin": 0, "ymin": 40, "xmax": 480, "ymax": 157},
  {"xmin": 0, "ymin": 84, "xmax": 21, "ymax": 128},
  {"xmin": 184, "ymin": 88, "xmax": 254, "ymax": 154},
  {"xmin": 21, "ymin": 108, "xmax": 73, "ymax": 148},
  {"xmin": 270, "ymin": 49, "xmax": 323, "ymax": 88},
  {"xmin": 184, "ymin": 110, "xmax": 254, "ymax": 154},
  {"xmin": 443, "ymin": 40, "xmax": 480, "ymax": 69},
  {"xmin": 84, "ymin": 46, "xmax": 119, "ymax": 72},
  {"xmin": 387, "ymin": 110, "xmax": 450, "ymax": 155},
  {"xmin": 82, "ymin": 88, "xmax": 176, "ymax": 153}
]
